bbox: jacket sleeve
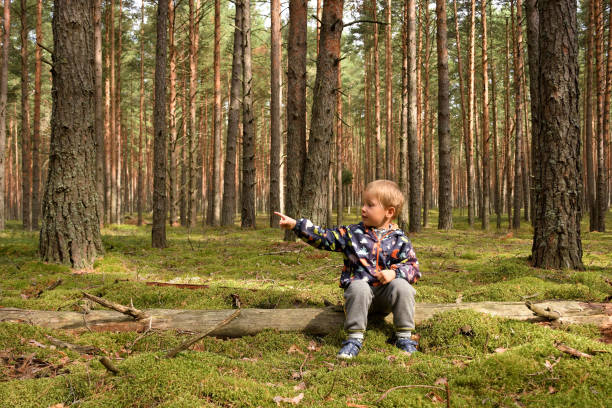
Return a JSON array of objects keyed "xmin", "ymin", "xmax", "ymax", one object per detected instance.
[
  {"xmin": 388, "ymin": 236, "xmax": 421, "ymax": 284},
  {"xmin": 292, "ymin": 218, "xmax": 349, "ymax": 252}
]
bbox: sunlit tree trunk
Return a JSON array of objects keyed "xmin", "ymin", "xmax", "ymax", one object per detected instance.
[
  {"xmin": 422, "ymin": 2, "xmax": 431, "ymax": 228},
  {"xmin": 284, "ymin": 0, "xmax": 307, "ymax": 240},
  {"xmin": 210, "ymin": 0, "xmax": 222, "ymax": 226},
  {"xmin": 299, "ymin": 0, "xmax": 344, "ymax": 225},
  {"xmin": 241, "ymin": 0, "xmax": 256, "ymax": 228},
  {"xmin": 152, "ymin": 0, "xmax": 168, "ymax": 248},
  {"xmin": 511, "ymin": 0, "xmax": 524, "ymax": 229},
  {"xmin": 336, "ymin": 63, "xmax": 343, "ymax": 225},
  {"xmin": 385, "ymin": 0, "xmax": 392, "ymax": 180},
  {"xmin": 0, "ymin": 0, "xmax": 9, "ymax": 230},
  {"xmin": 40, "ymin": 0, "xmax": 102, "ymax": 267},
  {"xmin": 93, "ymin": 0, "xmax": 104, "ymax": 227},
  {"xmin": 222, "ymin": 2, "xmax": 243, "ymax": 227},
  {"xmin": 466, "ymin": 0, "xmax": 476, "ymax": 228},
  {"xmin": 31, "ymin": 0, "xmax": 43, "ymax": 230},
  {"xmin": 481, "ymin": 0, "xmax": 490, "ymax": 230},
  {"xmin": 137, "ymin": 0, "xmax": 145, "ymax": 226},
  {"xmin": 372, "ymin": 0, "xmax": 383, "ymax": 179},
  {"xmin": 398, "ymin": 0, "xmax": 408, "ymax": 228},
  {"xmin": 188, "ymin": 0, "xmax": 200, "ymax": 227},
  {"xmin": 437, "ymin": 0, "xmax": 451, "ymax": 230},
  {"xmin": 532, "ymin": 0, "xmax": 583, "ymax": 269},
  {"xmin": 407, "ymin": 0, "xmax": 421, "ymax": 232},
  {"xmin": 269, "ymin": 0, "xmax": 282, "ymax": 227},
  {"xmin": 526, "ymin": 0, "xmax": 539, "ymax": 229},
  {"xmin": 20, "ymin": 0, "xmax": 31, "ymax": 230}
]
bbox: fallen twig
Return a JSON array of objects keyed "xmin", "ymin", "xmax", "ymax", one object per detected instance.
[
  {"xmin": 555, "ymin": 342, "xmax": 592, "ymax": 359},
  {"xmin": 145, "ymin": 282, "xmax": 210, "ymax": 290},
  {"xmin": 165, "ymin": 310, "xmax": 241, "ymax": 358},
  {"xmin": 526, "ymin": 301, "xmax": 560, "ymax": 321},
  {"xmin": 99, "ymin": 356, "xmax": 119, "ymax": 374},
  {"xmin": 44, "ymin": 334, "xmax": 101, "ymax": 355},
  {"xmin": 82, "ymin": 292, "xmax": 148, "ymax": 320}
]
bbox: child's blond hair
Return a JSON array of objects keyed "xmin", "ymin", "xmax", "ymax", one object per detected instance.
[{"xmin": 364, "ymin": 180, "xmax": 404, "ymax": 219}]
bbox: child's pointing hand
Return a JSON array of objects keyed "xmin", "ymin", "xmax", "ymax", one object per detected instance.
[{"xmin": 274, "ymin": 212, "xmax": 297, "ymax": 230}]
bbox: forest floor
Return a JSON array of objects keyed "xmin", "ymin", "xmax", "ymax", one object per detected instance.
[{"xmin": 0, "ymin": 210, "xmax": 611, "ymax": 407}]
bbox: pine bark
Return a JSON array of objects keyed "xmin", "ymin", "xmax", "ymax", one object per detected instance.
[
  {"xmin": 31, "ymin": 0, "xmax": 43, "ymax": 229},
  {"xmin": 481, "ymin": 0, "xmax": 490, "ymax": 230},
  {"xmin": 422, "ymin": 4, "xmax": 431, "ymax": 228},
  {"xmin": 532, "ymin": 0, "xmax": 583, "ymax": 269},
  {"xmin": 137, "ymin": 0, "xmax": 145, "ymax": 226},
  {"xmin": 241, "ymin": 0, "xmax": 256, "ymax": 228},
  {"xmin": 372, "ymin": 0, "xmax": 383, "ymax": 179},
  {"xmin": 283, "ymin": 0, "xmax": 307, "ymax": 240},
  {"xmin": 269, "ymin": 0, "xmax": 282, "ymax": 227},
  {"xmin": 385, "ymin": 0, "xmax": 392, "ymax": 180},
  {"xmin": 222, "ymin": 1, "xmax": 243, "ymax": 227},
  {"xmin": 210, "ymin": 0, "xmax": 222, "ymax": 226},
  {"xmin": 40, "ymin": 0, "xmax": 103, "ymax": 268},
  {"xmin": 299, "ymin": 0, "xmax": 344, "ymax": 226},
  {"xmin": 93, "ymin": 0, "xmax": 104, "ymax": 227},
  {"xmin": 407, "ymin": 0, "xmax": 421, "ymax": 232},
  {"xmin": 398, "ymin": 0, "xmax": 408, "ymax": 228},
  {"xmin": 600, "ymin": 0, "xmax": 611, "ymax": 230},
  {"xmin": 490, "ymin": 47, "xmax": 501, "ymax": 229},
  {"xmin": 0, "ymin": 0, "xmax": 9, "ymax": 230},
  {"xmin": 526, "ymin": 0, "xmax": 539, "ymax": 230},
  {"xmin": 595, "ymin": 0, "xmax": 605, "ymax": 232},
  {"xmin": 466, "ymin": 0, "xmax": 476, "ymax": 228},
  {"xmin": 585, "ymin": 0, "xmax": 596, "ymax": 231},
  {"xmin": 437, "ymin": 0, "xmax": 451, "ymax": 230},
  {"xmin": 20, "ymin": 0, "xmax": 31, "ymax": 230},
  {"xmin": 336, "ymin": 63, "xmax": 343, "ymax": 226},
  {"xmin": 188, "ymin": 0, "xmax": 200, "ymax": 227},
  {"xmin": 152, "ymin": 0, "xmax": 168, "ymax": 248},
  {"xmin": 511, "ymin": 0, "xmax": 524, "ymax": 229},
  {"xmin": 168, "ymin": 0, "xmax": 178, "ymax": 226}
]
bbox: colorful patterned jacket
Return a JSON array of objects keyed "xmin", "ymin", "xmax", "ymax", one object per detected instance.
[{"xmin": 293, "ymin": 218, "xmax": 420, "ymax": 288}]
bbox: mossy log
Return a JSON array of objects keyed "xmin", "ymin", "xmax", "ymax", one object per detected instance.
[{"xmin": 0, "ymin": 301, "xmax": 609, "ymax": 337}]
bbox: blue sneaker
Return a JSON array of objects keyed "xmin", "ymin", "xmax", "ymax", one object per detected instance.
[
  {"xmin": 395, "ymin": 338, "xmax": 418, "ymax": 353},
  {"xmin": 337, "ymin": 339, "xmax": 362, "ymax": 359}
]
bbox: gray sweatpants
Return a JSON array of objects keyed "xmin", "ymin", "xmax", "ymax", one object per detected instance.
[{"xmin": 343, "ymin": 278, "xmax": 416, "ymax": 336}]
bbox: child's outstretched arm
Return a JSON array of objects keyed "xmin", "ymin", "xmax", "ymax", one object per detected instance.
[{"xmin": 275, "ymin": 211, "xmax": 348, "ymax": 252}]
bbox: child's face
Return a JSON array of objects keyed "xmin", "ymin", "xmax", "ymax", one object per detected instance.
[{"xmin": 361, "ymin": 191, "xmax": 395, "ymax": 228}]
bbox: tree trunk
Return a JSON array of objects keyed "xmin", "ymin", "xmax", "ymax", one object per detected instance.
[
  {"xmin": 31, "ymin": 0, "xmax": 43, "ymax": 230},
  {"xmin": 504, "ymin": 17, "xmax": 512, "ymax": 228},
  {"xmin": 0, "ymin": 0, "xmax": 10, "ymax": 231},
  {"xmin": 20, "ymin": 0, "xmax": 31, "ymax": 231},
  {"xmin": 532, "ymin": 0, "xmax": 583, "ymax": 270},
  {"xmin": 299, "ymin": 0, "xmax": 344, "ymax": 226},
  {"xmin": 398, "ymin": 0, "xmax": 408, "ymax": 228},
  {"xmin": 600, "ymin": 0, "xmax": 611, "ymax": 231},
  {"xmin": 490, "ymin": 46, "xmax": 501, "ymax": 229},
  {"xmin": 40, "ymin": 0, "xmax": 103, "ymax": 268},
  {"xmin": 437, "ymin": 0, "xmax": 451, "ymax": 230},
  {"xmin": 453, "ymin": 0, "xmax": 468, "ymax": 217},
  {"xmin": 152, "ymin": 0, "xmax": 168, "ymax": 248},
  {"xmin": 210, "ymin": 0, "xmax": 222, "ymax": 226},
  {"xmin": 188, "ymin": 0, "xmax": 200, "ymax": 228},
  {"xmin": 137, "ymin": 0, "xmax": 145, "ymax": 227},
  {"xmin": 385, "ymin": 0, "xmax": 392, "ymax": 180},
  {"xmin": 93, "ymin": 0, "xmax": 104, "ymax": 227},
  {"xmin": 167, "ymin": 0, "xmax": 178, "ymax": 227},
  {"xmin": 466, "ymin": 0, "xmax": 476, "ymax": 228},
  {"xmin": 269, "ymin": 0, "xmax": 282, "ymax": 227},
  {"xmin": 407, "ymin": 0, "xmax": 421, "ymax": 232},
  {"xmin": 283, "ymin": 0, "xmax": 307, "ymax": 241},
  {"xmin": 481, "ymin": 0, "xmax": 490, "ymax": 230},
  {"xmin": 422, "ymin": 3, "xmax": 431, "ymax": 228},
  {"xmin": 222, "ymin": 2, "xmax": 243, "ymax": 227},
  {"xmin": 511, "ymin": 0, "xmax": 523, "ymax": 229},
  {"xmin": 115, "ymin": 0, "xmax": 123, "ymax": 224},
  {"xmin": 336, "ymin": 63, "xmax": 343, "ymax": 226},
  {"xmin": 585, "ymin": 0, "xmax": 596, "ymax": 231},
  {"xmin": 372, "ymin": 0, "xmax": 383, "ymax": 179},
  {"xmin": 595, "ymin": 0, "xmax": 605, "ymax": 232},
  {"xmin": 241, "ymin": 0, "xmax": 256, "ymax": 228}
]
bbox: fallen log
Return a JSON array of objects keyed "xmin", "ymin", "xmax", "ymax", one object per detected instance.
[{"xmin": 0, "ymin": 301, "xmax": 609, "ymax": 337}]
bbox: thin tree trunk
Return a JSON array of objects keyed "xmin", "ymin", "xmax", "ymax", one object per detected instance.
[
  {"xmin": 437, "ymin": 0, "xmax": 451, "ymax": 230},
  {"xmin": 465, "ymin": 0, "xmax": 476, "ymax": 228},
  {"xmin": 422, "ymin": 3, "xmax": 431, "ymax": 228},
  {"xmin": 585, "ymin": 0, "xmax": 596, "ymax": 230},
  {"xmin": 93, "ymin": 0, "xmax": 104, "ymax": 227},
  {"xmin": 299, "ymin": 0, "xmax": 344, "ymax": 226},
  {"xmin": 0, "ymin": 0, "xmax": 9, "ymax": 230},
  {"xmin": 222, "ymin": 2, "xmax": 243, "ymax": 227},
  {"xmin": 241, "ymin": 0, "xmax": 256, "ymax": 228},
  {"xmin": 372, "ymin": 0, "xmax": 383, "ymax": 179},
  {"xmin": 407, "ymin": 0, "xmax": 421, "ymax": 232},
  {"xmin": 137, "ymin": 0, "xmax": 145, "ymax": 226},
  {"xmin": 211, "ymin": 0, "xmax": 222, "ymax": 226},
  {"xmin": 167, "ymin": 0, "xmax": 178, "ymax": 226},
  {"xmin": 491, "ymin": 44, "xmax": 501, "ymax": 229},
  {"xmin": 595, "ymin": 0, "xmax": 605, "ymax": 232},
  {"xmin": 532, "ymin": 0, "xmax": 583, "ymax": 269},
  {"xmin": 283, "ymin": 0, "xmax": 307, "ymax": 240},
  {"xmin": 115, "ymin": 0, "xmax": 123, "ymax": 223},
  {"xmin": 31, "ymin": 0, "xmax": 43, "ymax": 229},
  {"xmin": 600, "ymin": 0, "xmax": 611, "ymax": 230},
  {"xmin": 481, "ymin": 0, "xmax": 490, "ymax": 230},
  {"xmin": 385, "ymin": 0, "xmax": 392, "ymax": 180},
  {"xmin": 152, "ymin": 0, "xmax": 168, "ymax": 248},
  {"xmin": 269, "ymin": 0, "xmax": 282, "ymax": 227},
  {"xmin": 504, "ymin": 17, "xmax": 512, "ymax": 227},
  {"xmin": 398, "ymin": 0, "xmax": 408, "ymax": 228},
  {"xmin": 188, "ymin": 0, "xmax": 200, "ymax": 227},
  {"xmin": 336, "ymin": 63, "xmax": 343, "ymax": 226},
  {"xmin": 40, "ymin": 0, "xmax": 103, "ymax": 268},
  {"xmin": 20, "ymin": 0, "xmax": 31, "ymax": 230},
  {"xmin": 511, "ymin": 0, "xmax": 523, "ymax": 229}
]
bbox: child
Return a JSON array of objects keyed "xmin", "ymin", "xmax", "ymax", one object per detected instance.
[{"xmin": 275, "ymin": 179, "xmax": 420, "ymax": 359}]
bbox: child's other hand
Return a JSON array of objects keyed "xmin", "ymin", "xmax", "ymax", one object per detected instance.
[
  {"xmin": 274, "ymin": 212, "xmax": 297, "ymax": 230},
  {"xmin": 377, "ymin": 269, "xmax": 396, "ymax": 285}
]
